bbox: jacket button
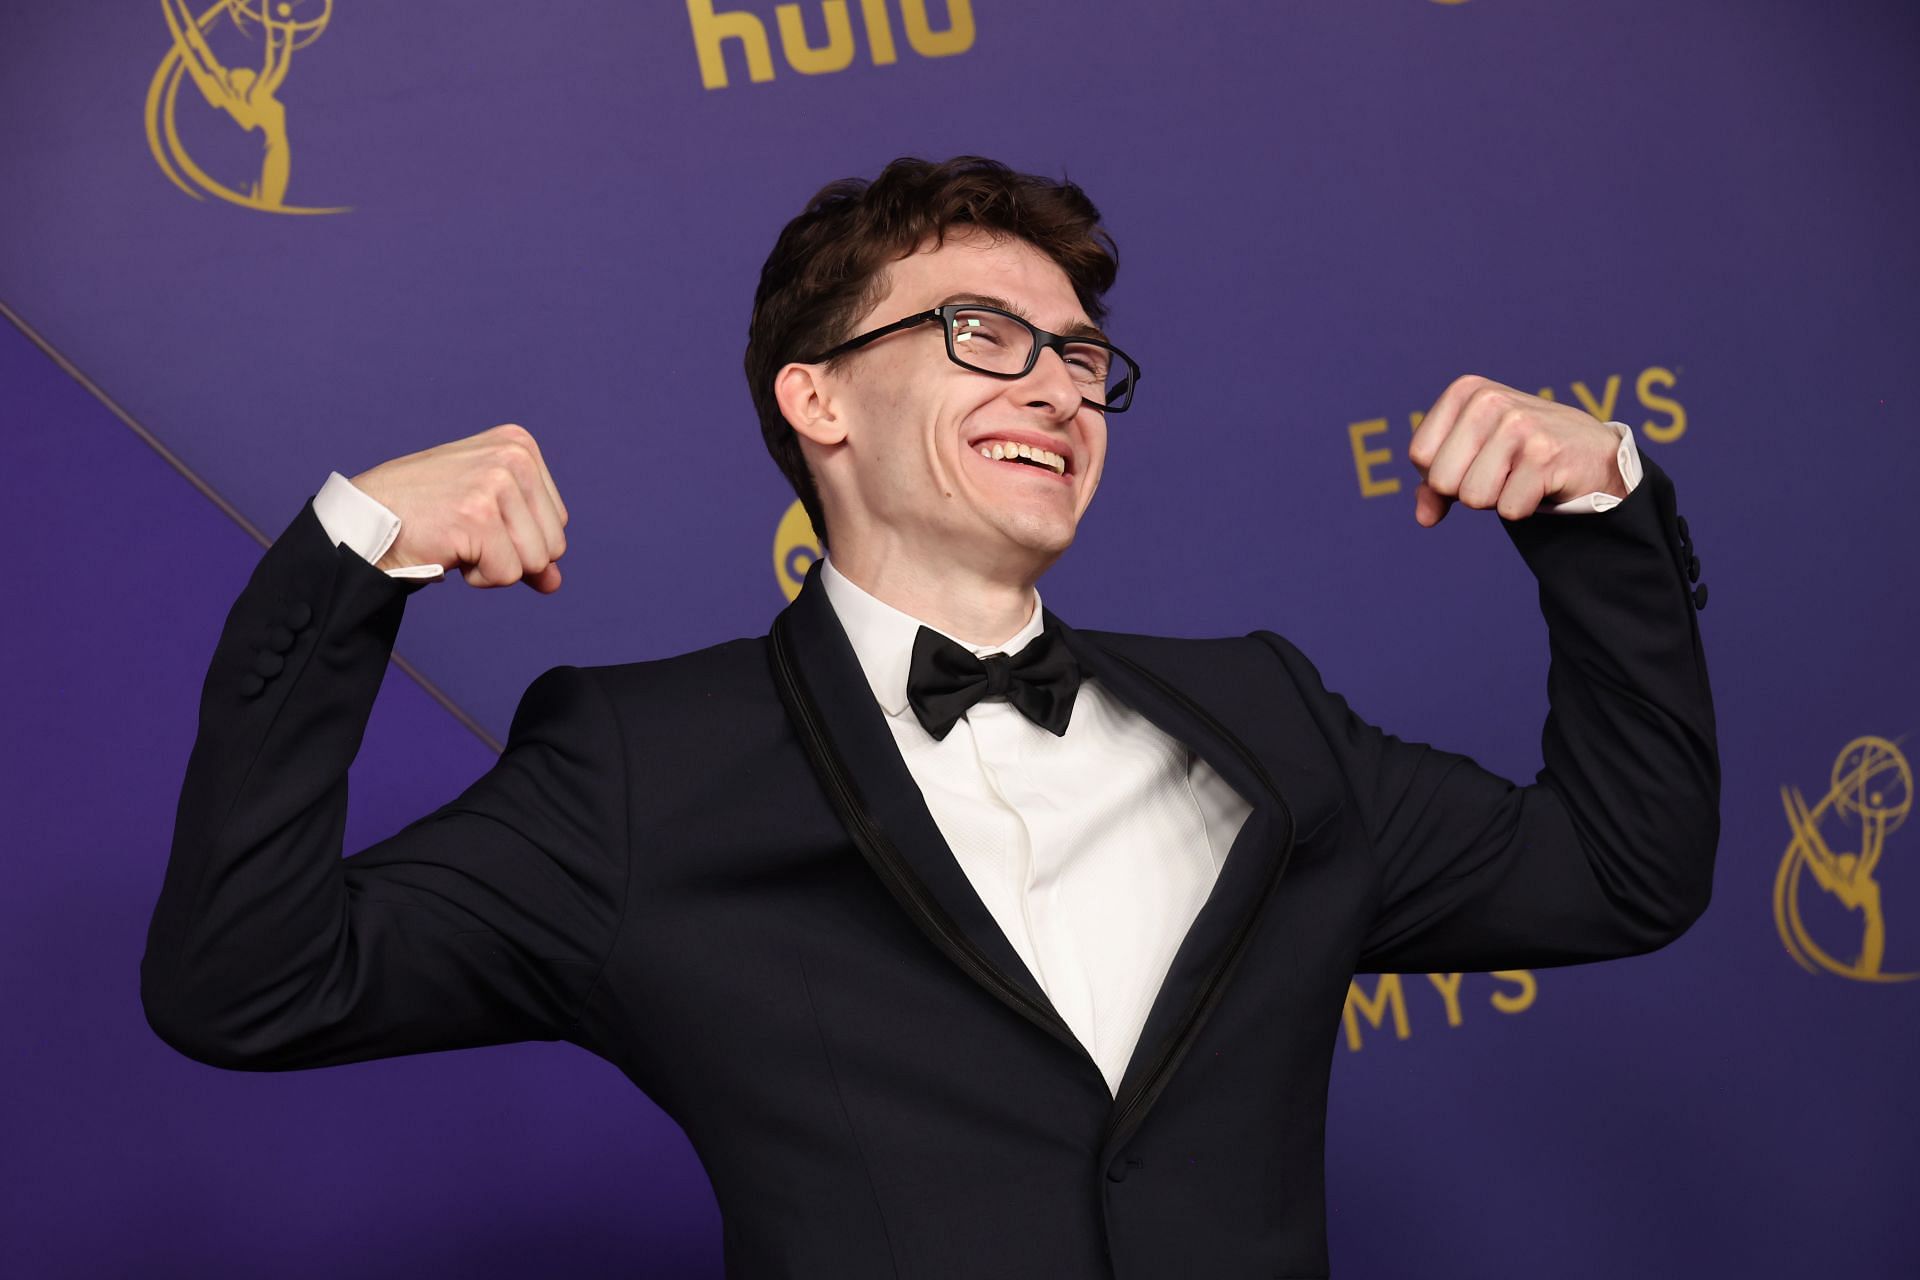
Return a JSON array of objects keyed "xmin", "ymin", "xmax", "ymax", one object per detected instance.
[
  {"xmin": 1107, "ymin": 1157, "xmax": 1142, "ymax": 1183},
  {"xmin": 1687, "ymin": 554, "xmax": 1701, "ymax": 583},
  {"xmin": 239, "ymin": 673, "xmax": 265, "ymax": 698},
  {"xmin": 283, "ymin": 601, "xmax": 313, "ymax": 631},
  {"xmin": 253, "ymin": 650, "xmax": 285, "ymax": 679},
  {"xmin": 1676, "ymin": 515, "xmax": 1690, "ymax": 544},
  {"xmin": 1692, "ymin": 583, "xmax": 1709, "ymax": 610},
  {"xmin": 265, "ymin": 624, "xmax": 295, "ymax": 654}
]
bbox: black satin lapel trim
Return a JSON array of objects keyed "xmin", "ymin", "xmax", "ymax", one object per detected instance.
[
  {"xmin": 771, "ymin": 562, "xmax": 1080, "ymax": 1054},
  {"xmin": 1049, "ymin": 613, "xmax": 1299, "ymax": 1146}
]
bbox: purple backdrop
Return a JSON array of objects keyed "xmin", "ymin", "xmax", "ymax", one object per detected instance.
[{"xmin": 3, "ymin": 1, "xmax": 1917, "ymax": 1274}]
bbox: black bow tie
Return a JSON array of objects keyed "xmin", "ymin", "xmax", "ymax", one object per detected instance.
[{"xmin": 905, "ymin": 624, "xmax": 1081, "ymax": 742}]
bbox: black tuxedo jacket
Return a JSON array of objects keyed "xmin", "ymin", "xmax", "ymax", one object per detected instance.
[{"xmin": 143, "ymin": 453, "xmax": 1717, "ymax": 1279}]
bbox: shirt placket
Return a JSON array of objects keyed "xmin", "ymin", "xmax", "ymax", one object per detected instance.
[{"xmin": 968, "ymin": 702, "xmax": 1098, "ymax": 1061}]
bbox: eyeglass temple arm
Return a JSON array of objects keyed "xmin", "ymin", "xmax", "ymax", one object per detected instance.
[{"xmin": 802, "ymin": 309, "xmax": 943, "ymax": 364}]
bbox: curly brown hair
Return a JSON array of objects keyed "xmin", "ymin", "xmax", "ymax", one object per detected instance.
[{"xmin": 745, "ymin": 156, "xmax": 1119, "ymax": 549}]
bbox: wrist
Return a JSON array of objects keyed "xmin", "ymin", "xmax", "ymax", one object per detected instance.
[
  {"xmin": 314, "ymin": 471, "xmax": 403, "ymax": 564},
  {"xmin": 1584, "ymin": 422, "xmax": 1634, "ymax": 500}
]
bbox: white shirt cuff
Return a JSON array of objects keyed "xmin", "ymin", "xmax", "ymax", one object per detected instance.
[
  {"xmin": 1543, "ymin": 421, "xmax": 1643, "ymax": 515},
  {"xmin": 312, "ymin": 472, "xmax": 445, "ymax": 581}
]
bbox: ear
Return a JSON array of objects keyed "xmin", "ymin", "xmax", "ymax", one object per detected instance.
[{"xmin": 774, "ymin": 362, "xmax": 848, "ymax": 448}]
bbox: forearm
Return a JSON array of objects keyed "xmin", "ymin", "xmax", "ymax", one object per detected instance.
[
  {"xmin": 141, "ymin": 499, "xmax": 426, "ymax": 1066},
  {"xmin": 1281, "ymin": 447, "xmax": 1718, "ymax": 973},
  {"xmin": 1503, "ymin": 447, "xmax": 1719, "ymax": 939}
]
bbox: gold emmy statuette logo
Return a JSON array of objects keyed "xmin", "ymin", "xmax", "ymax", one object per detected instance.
[
  {"xmin": 773, "ymin": 499, "xmax": 821, "ymax": 602},
  {"xmin": 1775, "ymin": 735, "xmax": 1916, "ymax": 983},
  {"xmin": 146, "ymin": 0, "xmax": 348, "ymax": 214}
]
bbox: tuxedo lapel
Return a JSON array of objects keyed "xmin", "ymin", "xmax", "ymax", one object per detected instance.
[
  {"xmin": 1050, "ymin": 617, "xmax": 1299, "ymax": 1152},
  {"xmin": 768, "ymin": 562, "xmax": 1300, "ymax": 1145},
  {"xmin": 769, "ymin": 562, "xmax": 1093, "ymax": 1068}
]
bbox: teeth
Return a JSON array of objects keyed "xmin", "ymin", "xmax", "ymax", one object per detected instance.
[{"xmin": 976, "ymin": 440, "xmax": 1067, "ymax": 475}]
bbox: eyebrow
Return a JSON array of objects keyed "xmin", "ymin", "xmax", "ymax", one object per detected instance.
[{"xmin": 933, "ymin": 292, "xmax": 1109, "ymax": 344}]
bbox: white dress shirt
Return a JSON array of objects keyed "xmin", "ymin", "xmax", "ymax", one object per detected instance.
[
  {"xmin": 815, "ymin": 556, "xmax": 1251, "ymax": 1094},
  {"xmin": 309, "ymin": 423, "xmax": 1642, "ymax": 1093}
]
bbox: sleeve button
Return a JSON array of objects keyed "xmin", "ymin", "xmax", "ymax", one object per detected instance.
[
  {"xmin": 239, "ymin": 673, "xmax": 266, "ymax": 698},
  {"xmin": 1687, "ymin": 554, "xmax": 1701, "ymax": 583},
  {"xmin": 283, "ymin": 601, "xmax": 314, "ymax": 631},
  {"xmin": 1692, "ymin": 583, "xmax": 1709, "ymax": 610},
  {"xmin": 253, "ymin": 651, "xmax": 286, "ymax": 679},
  {"xmin": 265, "ymin": 624, "xmax": 295, "ymax": 654}
]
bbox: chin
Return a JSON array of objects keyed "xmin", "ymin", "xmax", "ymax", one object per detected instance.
[{"xmin": 996, "ymin": 516, "xmax": 1078, "ymax": 561}]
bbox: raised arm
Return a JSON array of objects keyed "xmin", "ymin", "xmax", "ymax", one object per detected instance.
[
  {"xmin": 162, "ymin": 0, "xmax": 232, "ymax": 111},
  {"xmin": 261, "ymin": 6, "xmax": 296, "ymax": 95},
  {"xmin": 1263, "ymin": 388, "xmax": 1717, "ymax": 972},
  {"xmin": 140, "ymin": 427, "xmax": 602, "ymax": 1069}
]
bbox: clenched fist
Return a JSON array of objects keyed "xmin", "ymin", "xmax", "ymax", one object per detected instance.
[
  {"xmin": 1408, "ymin": 375, "xmax": 1629, "ymax": 527},
  {"xmin": 350, "ymin": 424, "xmax": 571, "ymax": 592}
]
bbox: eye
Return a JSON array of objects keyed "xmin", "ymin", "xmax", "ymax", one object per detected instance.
[
  {"xmin": 1063, "ymin": 346, "xmax": 1110, "ymax": 381},
  {"xmin": 952, "ymin": 316, "xmax": 1006, "ymax": 346}
]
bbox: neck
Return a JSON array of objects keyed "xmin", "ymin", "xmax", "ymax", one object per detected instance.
[{"xmin": 825, "ymin": 547, "xmax": 1041, "ymax": 647}]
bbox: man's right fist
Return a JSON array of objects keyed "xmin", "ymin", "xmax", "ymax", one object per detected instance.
[{"xmin": 350, "ymin": 424, "xmax": 571, "ymax": 593}]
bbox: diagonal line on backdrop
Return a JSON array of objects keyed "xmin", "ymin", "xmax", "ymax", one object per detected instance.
[{"xmin": 0, "ymin": 295, "xmax": 504, "ymax": 755}]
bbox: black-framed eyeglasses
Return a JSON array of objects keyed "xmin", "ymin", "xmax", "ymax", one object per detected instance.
[{"xmin": 800, "ymin": 302, "xmax": 1141, "ymax": 413}]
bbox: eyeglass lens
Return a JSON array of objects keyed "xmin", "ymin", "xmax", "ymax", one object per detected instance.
[{"xmin": 946, "ymin": 308, "xmax": 1134, "ymax": 410}]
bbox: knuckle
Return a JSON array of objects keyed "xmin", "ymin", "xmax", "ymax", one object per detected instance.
[{"xmin": 1477, "ymin": 389, "xmax": 1515, "ymax": 420}]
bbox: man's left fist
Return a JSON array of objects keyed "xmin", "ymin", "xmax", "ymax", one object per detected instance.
[{"xmin": 1407, "ymin": 374, "xmax": 1629, "ymax": 527}]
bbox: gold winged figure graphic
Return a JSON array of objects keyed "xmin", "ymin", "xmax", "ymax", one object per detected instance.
[
  {"xmin": 146, "ymin": 0, "xmax": 348, "ymax": 214},
  {"xmin": 1775, "ymin": 735, "xmax": 1915, "ymax": 982}
]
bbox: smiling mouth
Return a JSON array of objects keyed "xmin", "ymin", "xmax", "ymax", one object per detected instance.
[{"xmin": 975, "ymin": 440, "xmax": 1069, "ymax": 476}]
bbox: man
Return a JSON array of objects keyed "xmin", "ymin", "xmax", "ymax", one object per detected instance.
[{"xmin": 144, "ymin": 156, "xmax": 1718, "ymax": 1278}]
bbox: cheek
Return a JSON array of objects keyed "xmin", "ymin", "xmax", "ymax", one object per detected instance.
[
  {"xmin": 1079, "ymin": 420, "xmax": 1109, "ymax": 479},
  {"xmin": 944, "ymin": 389, "xmax": 1016, "ymax": 456}
]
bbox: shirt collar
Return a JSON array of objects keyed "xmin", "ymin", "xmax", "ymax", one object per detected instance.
[{"xmin": 819, "ymin": 554, "xmax": 1046, "ymax": 718}]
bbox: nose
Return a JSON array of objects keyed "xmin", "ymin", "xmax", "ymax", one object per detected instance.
[{"xmin": 1016, "ymin": 345, "xmax": 1084, "ymax": 422}]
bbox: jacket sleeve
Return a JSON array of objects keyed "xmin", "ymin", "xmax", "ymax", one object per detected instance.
[
  {"xmin": 1258, "ymin": 450, "xmax": 1718, "ymax": 973},
  {"xmin": 141, "ymin": 500, "xmax": 630, "ymax": 1070}
]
